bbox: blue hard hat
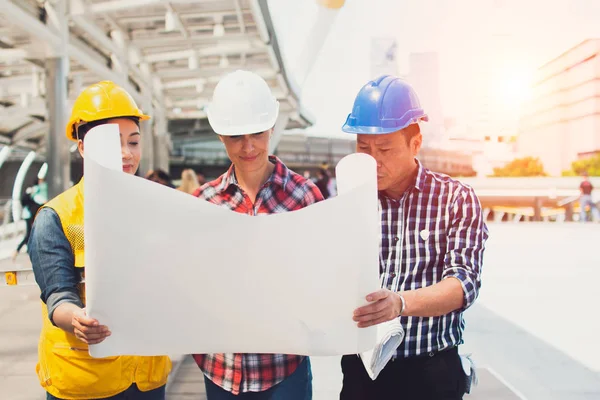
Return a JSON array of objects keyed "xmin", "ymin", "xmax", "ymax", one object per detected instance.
[{"xmin": 342, "ymin": 75, "xmax": 428, "ymax": 134}]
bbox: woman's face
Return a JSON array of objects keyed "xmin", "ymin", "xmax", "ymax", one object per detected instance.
[
  {"xmin": 219, "ymin": 129, "xmax": 272, "ymax": 174},
  {"xmin": 78, "ymin": 118, "xmax": 142, "ymax": 175}
]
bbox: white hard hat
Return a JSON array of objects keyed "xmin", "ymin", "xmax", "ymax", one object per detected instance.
[{"xmin": 206, "ymin": 70, "xmax": 279, "ymax": 136}]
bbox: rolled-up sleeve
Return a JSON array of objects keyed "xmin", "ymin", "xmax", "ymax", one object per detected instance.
[
  {"xmin": 442, "ymin": 186, "xmax": 488, "ymax": 310},
  {"xmin": 28, "ymin": 208, "xmax": 83, "ymax": 323}
]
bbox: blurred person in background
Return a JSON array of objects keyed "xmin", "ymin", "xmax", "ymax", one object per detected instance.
[
  {"xmin": 31, "ymin": 177, "xmax": 49, "ymax": 205},
  {"xmin": 328, "ymin": 175, "xmax": 337, "ymax": 197},
  {"xmin": 579, "ymin": 172, "xmax": 599, "ymax": 222},
  {"xmin": 318, "ymin": 162, "xmax": 336, "ymax": 197},
  {"xmin": 315, "ymin": 168, "xmax": 330, "ymax": 199},
  {"xmin": 147, "ymin": 169, "xmax": 174, "ymax": 188},
  {"xmin": 28, "ymin": 81, "xmax": 171, "ymax": 400},
  {"xmin": 177, "ymin": 168, "xmax": 201, "ymax": 195},
  {"xmin": 196, "ymin": 171, "xmax": 207, "ymax": 186},
  {"xmin": 155, "ymin": 169, "xmax": 174, "ymax": 188},
  {"xmin": 192, "ymin": 70, "xmax": 322, "ymax": 400},
  {"xmin": 144, "ymin": 169, "xmax": 155, "ymax": 180},
  {"xmin": 11, "ymin": 188, "xmax": 43, "ymax": 261}
]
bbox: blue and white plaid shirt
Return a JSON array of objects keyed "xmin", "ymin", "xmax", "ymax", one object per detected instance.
[{"xmin": 380, "ymin": 159, "xmax": 488, "ymax": 358}]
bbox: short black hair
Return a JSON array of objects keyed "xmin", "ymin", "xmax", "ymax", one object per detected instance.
[{"xmin": 74, "ymin": 116, "xmax": 140, "ymax": 141}]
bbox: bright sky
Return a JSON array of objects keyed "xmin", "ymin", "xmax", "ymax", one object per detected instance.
[{"xmin": 269, "ymin": 0, "xmax": 600, "ymax": 138}]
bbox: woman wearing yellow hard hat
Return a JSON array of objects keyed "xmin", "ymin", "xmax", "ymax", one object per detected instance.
[{"xmin": 28, "ymin": 81, "xmax": 171, "ymax": 400}]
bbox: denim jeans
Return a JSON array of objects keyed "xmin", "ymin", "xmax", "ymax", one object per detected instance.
[
  {"xmin": 579, "ymin": 195, "xmax": 600, "ymax": 222},
  {"xmin": 204, "ymin": 357, "xmax": 312, "ymax": 400},
  {"xmin": 46, "ymin": 384, "xmax": 165, "ymax": 400},
  {"xmin": 16, "ymin": 217, "xmax": 33, "ymax": 252}
]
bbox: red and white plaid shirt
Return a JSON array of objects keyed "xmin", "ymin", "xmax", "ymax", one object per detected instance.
[{"xmin": 192, "ymin": 156, "xmax": 324, "ymax": 394}]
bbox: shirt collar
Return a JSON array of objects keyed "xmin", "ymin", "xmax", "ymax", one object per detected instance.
[
  {"xmin": 215, "ymin": 155, "xmax": 289, "ymax": 194},
  {"xmin": 413, "ymin": 158, "xmax": 426, "ymax": 192},
  {"xmin": 378, "ymin": 158, "xmax": 427, "ymax": 201}
]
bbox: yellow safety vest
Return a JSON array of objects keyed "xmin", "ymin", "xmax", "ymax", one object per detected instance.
[{"xmin": 36, "ymin": 179, "xmax": 171, "ymax": 399}]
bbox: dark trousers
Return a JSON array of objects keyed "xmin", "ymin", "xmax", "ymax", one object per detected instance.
[
  {"xmin": 16, "ymin": 218, "xmax": 33, "ymax": 252},
  {"xmin": 340, "ymin": 347, "xmax": 466, "ymax": 400},
  {"xmin": 47, "ymin": 384, "xmax": 165, "ymax": 400}
]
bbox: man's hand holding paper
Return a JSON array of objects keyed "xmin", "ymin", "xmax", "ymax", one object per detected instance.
[{"xmin": 353, "ymin": 288, "xmax": 403, "ymax": 328}]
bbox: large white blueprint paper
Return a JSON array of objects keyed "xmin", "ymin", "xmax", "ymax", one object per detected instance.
[{"xmin": 83, "ymin": 125, "xmax": 379, "ymax": 358}]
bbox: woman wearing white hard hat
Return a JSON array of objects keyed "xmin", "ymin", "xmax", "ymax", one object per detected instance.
[{"xmin": 192, "ymin": 70, "xmax": 323, "ymax": 399}]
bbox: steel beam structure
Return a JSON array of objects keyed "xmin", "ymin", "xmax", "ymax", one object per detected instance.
[{"xmin": 46, "ymin": 56, "xmax": 71, "ymax": 199}]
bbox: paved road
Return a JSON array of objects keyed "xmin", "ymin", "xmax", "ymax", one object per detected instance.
[{"xmin": 0, "ymin": 283, "xmax": 45, "ymax": 400}]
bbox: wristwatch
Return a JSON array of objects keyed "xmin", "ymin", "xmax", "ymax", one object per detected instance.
[{"xmin": 397, "ymin": 292, "xmax": 406, "ymax": 316}]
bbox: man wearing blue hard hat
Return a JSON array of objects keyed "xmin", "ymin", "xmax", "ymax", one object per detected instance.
[{"xmin": 341, "ymin": 75, "xmax": 489, "ymax": 400}]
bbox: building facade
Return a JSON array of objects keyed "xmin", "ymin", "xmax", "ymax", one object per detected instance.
[{"xmin": 519, "ymin": 39, "xmax": 600, "ymax": 176}]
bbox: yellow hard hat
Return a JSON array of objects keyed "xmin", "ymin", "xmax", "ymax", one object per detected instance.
[
  {"xmin": 66, "ymin": 81, "xmax": 150, "ymax": 141},
  {"xmin": 317, "ymin": 0, "xmax": 346, "ymax": 9}
]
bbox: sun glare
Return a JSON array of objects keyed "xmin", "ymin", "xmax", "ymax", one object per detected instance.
[{"xmin": 494, "ymin": 70, "xmax": 533, "ymax": 109}]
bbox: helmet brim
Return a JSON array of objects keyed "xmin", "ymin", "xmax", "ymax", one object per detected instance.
[
  {"xmin": 207, "ymin": 102, "xmax": 279, "ymax": 136},
  {"xmin": 65, "ymin": 113, "xmax": 151, "ymax": 141},
  {"xmin": 342, "ymin": 115, "xmax": 429, "ymax": 134}
]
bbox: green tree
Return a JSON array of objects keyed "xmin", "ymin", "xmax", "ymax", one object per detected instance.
[
  {"xmin": 491, "ymin": 157, "xmax": 547, "ymax": 177},
  {"xmin": 562, "ymin": 154, "xmax": 600, "ymax": 176}
]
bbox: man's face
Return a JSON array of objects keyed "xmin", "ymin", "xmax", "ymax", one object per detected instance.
[{"xmin": 356, "ymin": 127, "xmax": 422, "ymax": 192}]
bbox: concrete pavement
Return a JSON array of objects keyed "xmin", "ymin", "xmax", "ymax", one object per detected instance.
[
  {"xmin": 0, "ymin": 282, "xmax": 45, "ymax": 400},
  {"xmin": 0, "ymin": 254, "xmax": 186, "ymax": 400}
]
